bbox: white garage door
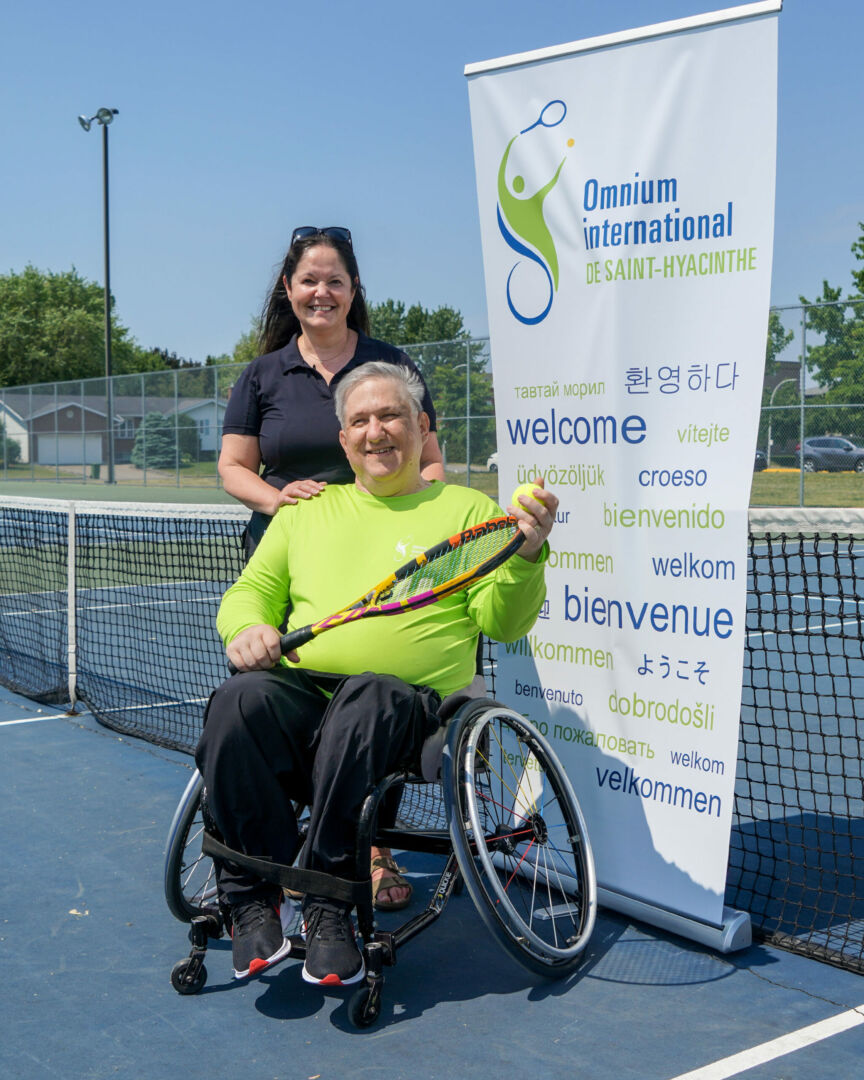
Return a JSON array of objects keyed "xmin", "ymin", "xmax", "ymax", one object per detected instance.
[{"xmin": 37, "ymin": 434, "xmax": 103, "ymax": 465}]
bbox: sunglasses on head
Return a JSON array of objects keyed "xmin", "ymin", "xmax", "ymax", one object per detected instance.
[{"xmin": 290, "ymin": 226, "xmax": 353, "ymax": 248}]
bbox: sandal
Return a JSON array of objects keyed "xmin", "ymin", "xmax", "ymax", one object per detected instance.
[{"xmin": 371, "ymin": 855, "xmax": 413, "ymax": 911}]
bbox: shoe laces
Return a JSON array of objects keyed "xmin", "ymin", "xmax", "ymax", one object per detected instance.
[
  {"xmin": 305, "ymin": 903, "xmax": 353, "ymax": 943},
  {"xmin": 232, "ymin": 897, "xmax": 275, "ymax": 935}
]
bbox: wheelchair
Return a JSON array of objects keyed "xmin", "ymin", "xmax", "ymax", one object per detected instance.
[{"xmin": 165, "ymin": 691, "xmax": 597, "ymax": 1027}]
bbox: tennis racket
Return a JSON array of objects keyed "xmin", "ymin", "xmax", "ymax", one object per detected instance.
[{"xmin": 277, "ymin": 514, "xmax": 525, "ymax": 657}]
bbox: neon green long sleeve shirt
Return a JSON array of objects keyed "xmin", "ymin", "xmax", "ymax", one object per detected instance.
[{"xmin": 217, "ymin": 481, "xmax": 548, "ymax": 696}]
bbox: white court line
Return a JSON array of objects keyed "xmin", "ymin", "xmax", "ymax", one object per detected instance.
[
  {"xmin": 746, "ymin": 591, "xmax": 864, "ymax": 640},
  {"xmin": 3, "ymin": 596, "xmax": 221, "ymax": 618},
  {"xmin": 667, "ymin": 1004, "xmax": 864, "ymax": 1080},
  {"xmin": 0, "ymin": 578, "xmax": 225, "ymax": 604},
  {"xmin": 96, "ymin": 697, "xmax": 210, "ymax": 714},
  {"xmin": 748, "ymin": 616, "xmax": 861, "ymax": 641},
  {"xmin": 0, "ymin": 713, "xmax": 67, "ymax": 727}
]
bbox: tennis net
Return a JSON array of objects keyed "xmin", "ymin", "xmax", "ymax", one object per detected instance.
[
  {"xmin": 1, "ymin": 496, "xmax": 862, "ymax": 973},
  {"xmin": 725, "ymin": 506, "xmax": 864, "ymax": 974},
  {"xmin": 0, "ymin": 496, "xmax": 247, "ymax": 751}
]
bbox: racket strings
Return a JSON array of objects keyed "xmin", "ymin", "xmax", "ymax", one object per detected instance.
[{"xmin": 384, "ymin": 524, "xmax": 519, "ymax": 602}]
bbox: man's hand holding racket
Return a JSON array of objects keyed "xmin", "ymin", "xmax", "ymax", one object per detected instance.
[
  {"xmin": 507, "ymin": 477, "xmax": 558, "ymax": 563},
  {"xmin": 227, "ymin": 624, "xmax": 301, "ymax": 672}
]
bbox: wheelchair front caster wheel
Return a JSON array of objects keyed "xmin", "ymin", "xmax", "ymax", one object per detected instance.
[
  {"xmin": 171, "ymin": 957, "xmax": 207, "ymax": 995},
  {"xmin": 348, "ymin": 985, "xmax": 381, "ymax": 1028}
]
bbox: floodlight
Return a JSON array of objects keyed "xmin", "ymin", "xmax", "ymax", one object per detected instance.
[{"xmin": 76, "ymin": 105, "xmax": 120, "ymax": 483}]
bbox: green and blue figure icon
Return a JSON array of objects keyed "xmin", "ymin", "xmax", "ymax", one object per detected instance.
[{"xmin": 497, "ymin": 99, "xmax": 571, "ymax": 325}]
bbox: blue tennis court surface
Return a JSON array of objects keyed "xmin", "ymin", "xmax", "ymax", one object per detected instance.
[{"xmin": 3, "ymin": 683, "xmax": 863, "ymax": 1080}]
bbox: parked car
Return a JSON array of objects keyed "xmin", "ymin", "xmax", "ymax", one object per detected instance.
[
  {"xmin": 795, "ymin": 437, "xmax": 864, "ymax": 473},
  {"xmin": 487, "ymin": 451, "xmax": 498, "ymax": 472}
]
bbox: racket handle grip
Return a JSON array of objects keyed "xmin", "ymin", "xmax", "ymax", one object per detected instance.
[
  {"xmin": 226, "ymin": 625, "xmax": 314, "ymax": 675},
  {"xmin": 280, "ymin": 625, "xmax": 315, "ymax": 654}
]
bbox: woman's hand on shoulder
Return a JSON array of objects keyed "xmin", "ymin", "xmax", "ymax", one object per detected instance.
[{"xmin": 277, "ymin": 479, "xmax": 327, "ymax": 507}]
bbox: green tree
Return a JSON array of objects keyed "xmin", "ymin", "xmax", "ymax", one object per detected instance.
[
  {"xmin": 425, "ymin": 350, "xmax": 496, "ymax": 467},
  {"xmin": 764, "ymin": 308, "xmax": 794, "ymax": 380},
  {"xmin": 130, "ymin": 411, "xmax": 198, "ymax": 470},
  {"xmin": 367, "ymin": 300, "xmax": 495, "ymax": 467},
  {"xmin": 0, "ymin": 265, "xmax": 149, "ymax": 387},
  {"xmin": 137, "ymin": 347, "xmax": 198, "ymax": 372},
  {"xmin": 228, "ymin": 320, "xmax": 263, "ymax": 367},
  {"xmin": 799, "ymin": 222, "xmax": 864, "ymax": 439},
  {"xmin": 368, "ymin": 300, "xmax": 468, "ymax": 346},
  {"xmin": 0, "ymin": 421, "xmax": 22, "ymax": 465},
  {"xmin": 756, "ymin": 310, "xmax": 797, "ymax": 456}
]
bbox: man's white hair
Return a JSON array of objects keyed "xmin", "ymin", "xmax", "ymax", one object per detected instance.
[{"xmin": 334, "ymin": 362, "xmax": 425, "ymax": 427}]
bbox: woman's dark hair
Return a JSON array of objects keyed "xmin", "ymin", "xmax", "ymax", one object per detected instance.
[{"xmin": 259, "ymin": 233, "xmax": 370, "ymax": 354}]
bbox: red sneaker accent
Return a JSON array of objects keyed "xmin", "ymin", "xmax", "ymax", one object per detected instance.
[
  {"xmin": 320, "ymin": 973, "xmax": 344, "ymax": 986},
  {"xmin": 248, "ymin": 957, "xmax": 270, "ymax": 975}
]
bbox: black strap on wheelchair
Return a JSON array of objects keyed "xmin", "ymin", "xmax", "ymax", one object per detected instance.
[{"xmin": 201, "ymin": 831, "xmax": 370, "ymax": 907}]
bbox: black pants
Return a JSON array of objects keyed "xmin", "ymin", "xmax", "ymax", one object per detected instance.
[{"xmin": 195, "ymin": 667, "xmax": 441, "ymax": 904}]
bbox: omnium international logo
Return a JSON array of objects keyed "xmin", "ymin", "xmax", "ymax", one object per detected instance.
[{"xmin": 497, "ymin": 99, "xmax": 572, "ymax": 325}]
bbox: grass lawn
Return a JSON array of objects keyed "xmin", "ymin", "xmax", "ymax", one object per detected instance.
[
  {"xmin": 5, "ymin": 462, "xmax": 863, "ymax": 510},
  {"xmin": 750, "ymin": 467, "xmax": 864, "ymax": 508},
  {"xmin": 444, "ymin": 467, "xmax": 499, "ymax": 500}
]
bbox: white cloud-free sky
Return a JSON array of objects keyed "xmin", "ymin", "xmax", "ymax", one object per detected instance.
[{"xmin": 1, "ymin": 0, "xmax": 861, "ymax": 361}]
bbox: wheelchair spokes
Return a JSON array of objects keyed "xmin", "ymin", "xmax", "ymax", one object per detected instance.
[
  {"xmin": 445, "ymin": 701, "xmax": 596, "ymax": 976},
  {"xmin": 164, "ymin": 771, "xmax": 221, "ymax": 923}
]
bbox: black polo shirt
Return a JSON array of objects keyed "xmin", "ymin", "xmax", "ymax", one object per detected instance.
[{"xmin": 223, "ymin": 332, "xmax": 437, "ymax": 489}]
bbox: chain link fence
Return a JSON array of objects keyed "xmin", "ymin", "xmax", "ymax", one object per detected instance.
[
  {"xmin": 2, "ymin": 301, "xmax": 863, "ymax": 505},
  {"xmin": 755, "ymin": 298, "xmax": 864, "ymax": 507}
]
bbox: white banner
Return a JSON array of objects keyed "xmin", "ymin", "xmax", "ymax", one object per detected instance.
[{"xmin": 467, "ymin": 3, "xmax": 779, "ymax": 930}]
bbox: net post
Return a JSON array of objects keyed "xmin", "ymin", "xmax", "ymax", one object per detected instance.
[{"xmin": 66, "ymin": 501, "xmax": 78, "ymax": 709}]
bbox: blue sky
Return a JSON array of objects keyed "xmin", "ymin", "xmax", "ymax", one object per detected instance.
[{"xmin": 1, "ymin": 0, "xmax": 862, "ymax": 363}]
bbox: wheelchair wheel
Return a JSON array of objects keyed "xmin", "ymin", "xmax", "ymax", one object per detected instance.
[
  {"xmin": 443, "ymin": 700, "xmax": 596, "ymax": 977},
  {"xmin": 164, "ymin": 770, "xmax": 219, "ymax": 923}
]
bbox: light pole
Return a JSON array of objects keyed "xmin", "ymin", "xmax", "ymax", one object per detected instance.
[
  {"xmin": 78, "ymin": 107, "xmax": 119, "ymax": 483},
  {"xmin": 766, "ymin": 377, "xmax": 798, "ymax": 467}
]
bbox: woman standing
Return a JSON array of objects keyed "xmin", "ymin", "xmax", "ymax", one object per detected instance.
[
  {"xmin": 220, "ymin": 226, "xmax": 444, "ymax": 556},
  {"xmin": 218, "ymin": 227, "xmax": 444, "ymax": 909}
]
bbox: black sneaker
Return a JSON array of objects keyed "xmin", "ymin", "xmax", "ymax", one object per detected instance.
[
  {"xmin": 302, "ymin": 901, "xmax": 364, "ymax": 986},
  {"xmin": 230, "ymin": 896, "xmax": 292, "ymax": 980}
]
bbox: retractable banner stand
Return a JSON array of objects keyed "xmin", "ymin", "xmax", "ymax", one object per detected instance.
[{"xmin": 466, "ymin": 1, "xmax": 780, "ymax": 948}]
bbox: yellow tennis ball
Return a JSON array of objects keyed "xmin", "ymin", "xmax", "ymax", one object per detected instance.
[{"xmin": 511, "ymin": 483, "xmax": 544, "ymax": 510}]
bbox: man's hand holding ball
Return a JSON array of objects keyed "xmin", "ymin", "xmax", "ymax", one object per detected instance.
[{"xmin": 507, "ymin": 477, "xmax": 558, "ymax": 563}]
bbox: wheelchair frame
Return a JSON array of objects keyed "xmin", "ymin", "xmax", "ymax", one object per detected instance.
[{"xmin": 165, "ymin": 697, "xmax": 597, "ymax": 1027}]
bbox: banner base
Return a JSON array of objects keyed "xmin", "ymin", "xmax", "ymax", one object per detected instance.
[{"xmin": 598, "ymin": 886, "xmax": 752, "ymax": 953}]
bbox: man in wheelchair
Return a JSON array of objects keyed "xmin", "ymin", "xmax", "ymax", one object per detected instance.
[{"xmin": 196, "ymin": 362, "xmax": 557, "ymax": 986}]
